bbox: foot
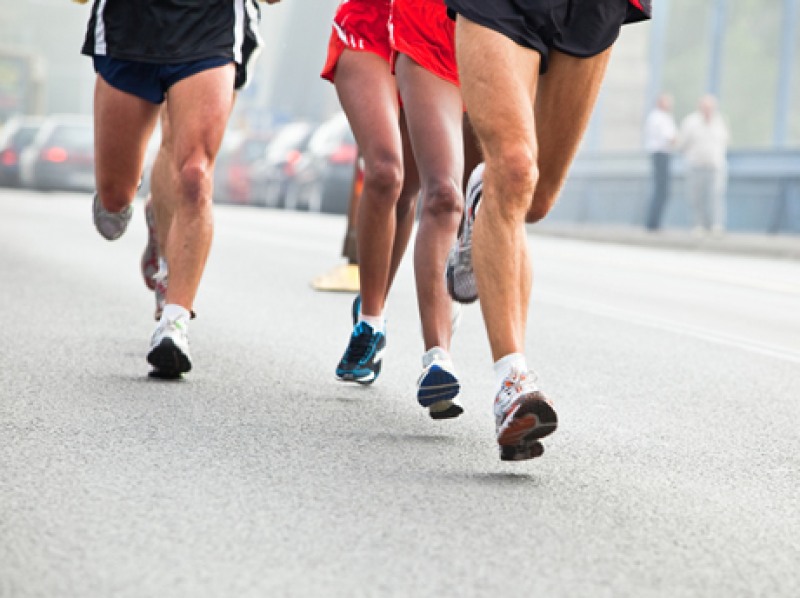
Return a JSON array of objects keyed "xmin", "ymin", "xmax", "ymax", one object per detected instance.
[
  {"xmin": 147, "ymin": 313, "xmax": 192, "ymax": 377},
  {"xmin": 92, "ymin": 193, "xmax": 133, "ymax": 241},
  {"xmin": 417, "ymin": 347, "xmax": 463, "ymax": 420},
  {"xmin": 494, "ymin": 368, "xmax": 558, "ymax": 461},
  {"xmin": 446, "ymin": 163, "xmax": 483, "ymax": 304},
  {"xmin": 335, "ymin": 321, "xmax": 385, "ymax": 385},
  {"xmin": 141, "ymin": 198, "xmax": 159, "ymax": 290}
]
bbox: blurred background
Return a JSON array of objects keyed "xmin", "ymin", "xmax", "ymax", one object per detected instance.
[{"xmin": 0, "ymin": 0, "xmax": 798, "ymax": 232}]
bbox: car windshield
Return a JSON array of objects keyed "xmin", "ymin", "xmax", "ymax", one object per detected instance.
[
  {"xmin": 267, "ymin": 124, "xmax": 310, "ymax": 159},
  {"xmin": 48, "ymin": 124, "xmax": 93, "ymax": 149},
  {"xmin": 12, "ymin": 126, "xmax": 39, "ymax": 148}
]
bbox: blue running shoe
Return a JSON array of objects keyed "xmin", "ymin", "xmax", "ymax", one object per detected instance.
[
  {"xmin": 417, "ymin": 347, "xmax": 463, "ymax": 420},
  {"xmin": 336, "ymin": 321, "xmax": 386, "ymax": 384}
]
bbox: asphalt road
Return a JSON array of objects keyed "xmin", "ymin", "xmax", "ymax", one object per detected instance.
[{"xmin": 1, "ymin": 189, "xmax": 799, "ymax": 598}]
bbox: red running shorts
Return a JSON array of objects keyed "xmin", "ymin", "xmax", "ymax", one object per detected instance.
[
  {"xmin": 390, "ymin": 0, "xmax": 458, "ymax": 87},
  {"xmin": 320, "ymin": 0, "xmax": 392, "ymax": 83}
]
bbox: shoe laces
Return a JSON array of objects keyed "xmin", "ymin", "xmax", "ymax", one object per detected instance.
[
  {"xmin": 344, "ymin": 322, "xmax": 378, "ymax": 363},
  {"xmin": 496, "ymin": 368, "xmax": 539, "ymax": 407}
]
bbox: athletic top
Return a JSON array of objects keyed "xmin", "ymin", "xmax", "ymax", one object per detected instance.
[{"xmin": 81, "ymin": 0, "xmax": 260, "ymax": 65}]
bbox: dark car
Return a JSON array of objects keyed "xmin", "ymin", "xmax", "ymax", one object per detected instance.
[
  {"xmin": 213, "ymin": 130, "xmax": 274, "ymax": 205},
  {"xmin": 19, "ymin": 115, "xmax": 95, "ymax": 192},
  {"xmin": 0, "ymin": 116, "xmax": 44, "ymax": 187},
  {"xmin": 284, "ymin": 112, "xmax": 357, "ymax": 214},
  {"xmin": 250, "ymin": 120, "xmax": 315, "ymax": 208}
]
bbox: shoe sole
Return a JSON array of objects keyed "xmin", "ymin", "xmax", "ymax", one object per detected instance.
[
  {"xmin": 428, "ymin": 400, "xmax": 464, "ymax": 420},
  {"xmin": 446, "ymin": 261, "xmax": 478, "ymax": 304},
  {"xmin": 497, "ymin": 393, "xmax": 558, "ymax": 461},
  {"xmin": 335, "ymin": 359, "xmax": 381, "ymax": 385},
  {"xmin": 147, "ymin": 337, "xmax": 192, "ymax": 377}
]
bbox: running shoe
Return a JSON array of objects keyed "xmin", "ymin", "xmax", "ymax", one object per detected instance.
[
  {"xmin": 147, "ymin": 313, "xmax": 192, "ymax": 377},
  {"xmin": 141, "ymin": 197, "xmax": 158, "ymax": 290},
  {"xmin": 417, "ymin": 348, "xmax": 463, "ymax": 420},
  {"xmin": 92, "ymin": 193, "xmax": 133, "ymax": 241},
  {"xmin": 335, "ymin": 321, "xmax": 385, "ymax": 385},
  {"xmin": 494, "ymin": 368, "xmax": 558, "ymax": 461},
  {"xmin": 446, "ymin": 163, "xmax": 484, "ymax": 304}
]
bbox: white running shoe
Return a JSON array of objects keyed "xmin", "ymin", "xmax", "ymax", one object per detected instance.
[
  {"xmin": 417, "ymin": 347, "xmax": 463, "ymax": 420},
  {"xmin": 92, "ymin": 193, "xmax": 133, "ymax": 241},
  {"xmin": 147, "ymin": 313, "xmax": 192, "ymax": 377},
  {"xmin": 446, "ymin": 163, "xmax": 484, "ymax": 304},
  {"xmin": 494, "ymin": 368, "xmax": 557, "ymax": 461}
]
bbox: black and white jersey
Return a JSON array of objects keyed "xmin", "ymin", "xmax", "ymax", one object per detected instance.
[{"xmin": 82, "ymin": 0, "xmax": 262, "ymax": 66}]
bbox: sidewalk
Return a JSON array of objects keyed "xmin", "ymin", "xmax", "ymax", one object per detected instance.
[{"xmin": 530, "ymin": 223, "xmax": 800, "ymax": 261}]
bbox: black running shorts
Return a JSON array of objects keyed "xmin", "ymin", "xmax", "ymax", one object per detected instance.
[{"xmin": 445, "ymin": 0, "xmax": 648, "ymax": 73}]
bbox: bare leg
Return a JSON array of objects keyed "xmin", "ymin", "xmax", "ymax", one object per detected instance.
[
  {"xmin": 456, "ymin": 19, "xmax": 540, "ymax": 361},
  {"xmin": 385, "ymin": 110, "xmax": 420, "ymax": 296},
  {"xmin": 526, "ymin": 49, "xmax": 612, "ymax": 223},
  {"xmin": 150, "ymin": 107, "xmax": 176, "ymax": 254},
  {"xmin": 395, "ymin": 54, "xmax": 464, "ymax": 352},
  {"xmin": 93, "ymin": 76, "xmax": 160, "ymax": 212},
  {"xmin": 334, "ymin": 50, "xmax": 404, "ymax": 319},
  {"xmin": 161, "ymin": 63, "xmax": 236, "ymax": 311},
  {"xmin": 457, "ymin": 20, "xmax": 612, "ymax": 361}
]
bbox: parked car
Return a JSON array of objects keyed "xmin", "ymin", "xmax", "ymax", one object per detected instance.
[
  {"xmin": 0, "ymin": 116, "xmax": 44, "ymax": 187},
  {"xmin": 19, "ymin": 114, "xmax": 95, "ymax": 192},
  {"xmin": 284, "ymin": 111, "xmax": 357, "ymax": 214},
  {"xmin": 213, "ymin": 130, "xmax": 274, "ymax": 205},
  {"xmin": 250, "ymin": 120, "xmax": 315, "ymax": 208}
]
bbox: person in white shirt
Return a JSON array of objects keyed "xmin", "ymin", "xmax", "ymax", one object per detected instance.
[
  {"xmin": 643, "ymin": 93, "xmax": 676, "ymax": 230},
  {"xmin": 678, "ymin": 94, "xmax": 730, "ymax": 234}
]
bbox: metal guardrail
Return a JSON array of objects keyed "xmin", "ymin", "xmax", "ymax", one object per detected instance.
[{"xmin": 554, "ymin": 149, "xmax": 800, "ymax": 234}]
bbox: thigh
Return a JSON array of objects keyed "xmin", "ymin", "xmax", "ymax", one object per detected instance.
[
  {"xmin": 395, "ymin": 55, "xmax": 463, "ymax": 185},
  {"xmin": 528, "ymin": 48, "xmax": 612, "ymax": 219},
  {"xmin": 334, "ymin": 50, "xmax": 402, "ymax": 166},
  {"xmin": 94, "ymin": 75, "xmax": 161, "ymax": 191},
  {"xmin": 164, "ymin": 63, "xmax": 236, "ymax": 167},
  {"xmin": 454, "ymin": 18, "xmax": 539, "ymax": 160}
]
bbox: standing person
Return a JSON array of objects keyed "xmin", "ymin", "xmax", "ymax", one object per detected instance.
[
  {"xmin": 445, "ymin": 0, "xmax": 651, "ymax": 460},
  {"xmin": 643, "ymin": 92, "xmax": 677, "ymax": 231},
  {"xmin": 84, "ymin": 0, "xmax": 274, "ymax": 378},
  {"xmin": 392, "ymin": 0, "xmax": 467, "ymax": 418},
  {"xmin": 678, "ymin": 94, "xmax": 730, "ymax": 235}
]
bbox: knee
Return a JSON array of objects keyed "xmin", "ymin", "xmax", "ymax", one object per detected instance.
[
  {"xmin": 421, "ymin": 178, "xmax": 463, "ymax": 220},
  {"xmin": 486, "ymin": 147, "xmax": 538, "ymax": 216},
  {"xmin": 177, "ymin": 159, "xmax": 212, "ymax": 206},
  {"xmin": 362, "ymin": 156, "xmax": 403, "ymax": 204}
]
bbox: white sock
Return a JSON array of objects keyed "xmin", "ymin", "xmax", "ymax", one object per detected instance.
[
  {"xmin": 359, "ymin": 313, "xmax": 385, "ymax": 333},
  {"xmin": 493, "ymin": 353, "xmax": 528, "ymax": 389},
  {"xmin": 161, "ymin": 304, "xmax": 190, "ymax": 324},
  {"xmin": 422, "ymin": 346, "xmax": 450, "ymax": 369}
]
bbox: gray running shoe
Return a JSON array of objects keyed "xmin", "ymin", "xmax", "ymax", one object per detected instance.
[
  {"xmin": 93, "ymin": 193, "xmax": 133, "ymax": 241},
  {"xmin": 446, "ymin": 163, "xmax": 484, "ymax": 304},
  {"xmin": 147, "ymin": 312, "xmax": 192, "ymax": 377}
]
